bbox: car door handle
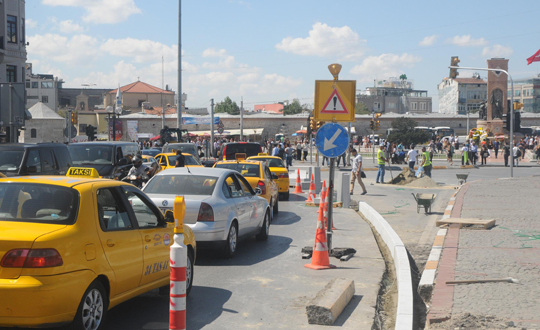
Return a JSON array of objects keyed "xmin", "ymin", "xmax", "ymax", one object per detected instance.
[
  {"xmin": 106, "ymin": 239, "xmax": 115, "ymax": 247},
  {"xmin": 144, "ymin": 235, "xmax": 152, "ymax": 242}
]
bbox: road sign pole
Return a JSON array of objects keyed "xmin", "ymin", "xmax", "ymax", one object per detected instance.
[
  {"xmin": 310, "ymin": 133, "xmax": 313, "ymax": 164},
  {"xmin": 327, "ymin": 157, "xmax": 335, "ymax": 251},
  {"xmin": 347, "ymin": 122, "xmax": 351, "ymax": 166},
  {"xmin": 68, "ymin": 109, "xmax": 72, "ymax": 144}
]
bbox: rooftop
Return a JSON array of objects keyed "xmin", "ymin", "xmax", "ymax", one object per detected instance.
[{"xmin": 108, "ymin": 81, "xmax": 174, "ymax": 95}]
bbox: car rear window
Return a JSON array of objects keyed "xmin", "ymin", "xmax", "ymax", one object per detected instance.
[
  {"xmin": 68, "ymin": 145, "xmax": 114, "ymax": 165},
  {"xmin": 144, "ymin": 175, "xmax": 218, "ymax": 196},
  {"xmin": 167, "ymin": 155, "xmax": 200, "ymax": 166},
  {"xmin": 164, "ymin": 144, "xmax": 198, "ymax": 157},
  {"xmin": 0, "ymin": 183, "xmax": 79, "ymax": 224},
  {"xmin": 214, "ymin": 163, "xmax": 260, "ymax": 177},
  {"xmin": 251, "ymin": 157, "xmax": 285, "ymax": 168},
  {"xmin": 0, "ymin": 151, "xmax": 24, "ymax": 173},
  {"xmin": 224, "ymin": 143, "xmax": 261, "ymax": 159}
]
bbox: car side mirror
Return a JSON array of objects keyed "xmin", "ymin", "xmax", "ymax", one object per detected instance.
[
  {"xmin": 118, "ymin": 158, "xmax": 128, "ymax": 166},
  {"xmin": 27, "ymin": 166, "xmax": 37, "ymax": 174},
  {"xmin": 164, "ymin": 210, "xmax": 175, "ymax": 223},
  {"xmin": 271, "ymin": 173, "xmax": 278, "ymax": 180},
  {"xmin": 254, "ymin": 187, "xmax": 262, "ymax": 195}
]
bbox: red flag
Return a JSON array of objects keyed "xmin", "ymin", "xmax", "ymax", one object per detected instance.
[{"xmin": 527, "ymin": 49, "xmax": 540, "ymax": 65}]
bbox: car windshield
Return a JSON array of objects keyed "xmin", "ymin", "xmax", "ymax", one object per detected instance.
[
  {"xmin": 144, "ymin": 175, "xmax": 218, "ymax": 196},
  {"xmin": 167, "ymin": 155, "xmax": 200, "ymax": 166},
  {"xmin": 215, "ymin": 163, "xmax": 260, "ymax": 177},
  {"xmin": 250, "ymin": 157, "xmax": 285, "ymax": 168},
  {"xmin": 142, "ymin": 149, "xmax": 160, "ymax": 157},
  {"xmin": 68, "ymin": 145, "xmax": 114, "ymax": 165},
  {"xmin": 0, "ymin": 151, "xmax": 24, "ymax": 172},
  {"xmin": 163, "ymin": 144, "xmax": 198, "ymax": 157},
  {"xmin": 0, "ymin": 183, "xmax": 79, "ymax": 224}
]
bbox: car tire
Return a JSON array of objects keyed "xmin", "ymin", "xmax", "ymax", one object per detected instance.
[
  {"xmin": 186, "ymin": 248, "xmax": 194, "ymax": 296},
  {"xmin": 223, "ymin": 222, "xmax": 238, "ymax": 259},
  {"xmin": 283, "ymin": 191, "xmax": 290, "ymax": 201},
  {"xmin": 256, "ymin": 211, "xmax": 270, "ymax": 241},
  {"xmin": 273, "ymin": 197, "xmax": 279, "ymax": 215},
  {"xmin": 69, "ymin": 280, "xmax": 108, "ymax": 330}
]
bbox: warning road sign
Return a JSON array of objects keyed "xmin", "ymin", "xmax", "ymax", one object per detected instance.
[{"xmin": 314, "ymin": 80, "xmax": 356, "ymax": 122}]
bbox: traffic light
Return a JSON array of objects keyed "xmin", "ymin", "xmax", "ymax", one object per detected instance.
[
  {"xmin": 503, "ymin": 113, "xmax": 510, "ymax": 131},
  {"xmin": 374, "ymin": 113, "xmax": 382, "ymax": 119},
  {"xmin": 70, "ymin": 112, "xmax": 78, "ymax": 126},
  {"xmin": 86, "ymin": 125, "xmax": 96, "ymax": 141},
  {"xmin": 514, "ymin": 111, "xmax": 521, "ymax": 131},
  {"xmin": 316, "ymin": 121, "xmax": 324, "ymax": 130},
  {"xmin": 449, "ymin": 56, "xmax": 460, "ymax": 79},
  {"xmin": 370, "ymin": 120, "xmax": 375, "ymax": 130},
  {"xmin": 374, "ymin": 119, "xmax": 380, "ymax": 131},
  {"xmin": 309, "ymin": 117, "xmax": 317, "ymax": 133},
  {"xmin": 514, "ymin": 101, "xmax": 524, "ymax": 110}
]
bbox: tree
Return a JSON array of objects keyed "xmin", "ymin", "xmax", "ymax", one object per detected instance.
[
  {"xmin": 355, "ymin": 102, "xmax": 370, "ymax": 114},
  {"xmin": 280, "ymin": 99, "xmax": 306, "ymax": 115},
  {"xmin": 387, "ymin": 117, "xmax": 431, "ymax": 146},
  {"xmin": 215, "ymin": 97, "xmax": 240, "ymax": 115},
  {"xmin": 399, "ymin": 74, "xmax": 407, "ymax": 81}
]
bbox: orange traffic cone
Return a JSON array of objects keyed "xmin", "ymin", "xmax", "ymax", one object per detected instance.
[
  {"xmin": 294, "ymin": 169, "xmax": 303, "ymax": 193},
  {"xmin": 323, "ymin": 191, "xmax": 337, "ymax": 230},
  {"xmin": 305, "ymin": 205, "xmax": 335, "ymax": 270},
  {"xmin": 317, "ymin": 181, "xmax": 327, "ymax": 213},
  {"xmin": 306, "ymin": 174, "xmax": 317, "ymax": 203}
]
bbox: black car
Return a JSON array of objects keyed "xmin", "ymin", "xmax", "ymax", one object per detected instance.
[
  {"xmin": 218, "ymin": 142, "xmax": 263, "ymax": 160},
  {"xmin": 0, "ymin": 143, "xmax": 72, "ymax": 177},
  {"xmin": 68, "ymin": 142, "xmax": 140, "ymax": 178}
]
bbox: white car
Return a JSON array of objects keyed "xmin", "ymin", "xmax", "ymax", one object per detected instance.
[{"xmin": 143, "ymin": 167, "xmax": 270, "ymax": 258}]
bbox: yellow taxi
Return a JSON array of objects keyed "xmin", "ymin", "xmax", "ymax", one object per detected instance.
[
  {"xmin": 247, "ymin": 154, "xmax": 290, "ymax": 200},
  {"xmin": 155, "ymin": 152, "xmax": 204, "ymax": 170},
  {"xmin": 0, "ymin": 168, "xmax": 196, "ymax": 329},
  {"xmin": 213, "ymin": 154, "xmax": 279, "ymax": 217}
]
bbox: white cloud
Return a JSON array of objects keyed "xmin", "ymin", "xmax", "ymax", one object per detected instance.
[
  {"xmin": 42, "ymin": 0, "xmax": 141, "ymax": 24},
  {"xmin": 482, "ymin": 44, "xmax": 513, "ymax": 58},
  {"xmin": 350, "ymin": 53, "xmax": 422, "ymax": 83},
  {"xmin": 57, "ymin": 19, "xmax": 85, "ymax": 33},
  {"xmin": 67, "ymin": 61, "xmax": 139, "ymax": 88},
  {"xmin": 446, "ymin": 35, "xmax": 488, "ymax": 47},
  {"xmin": 100, "ymin": 38, "xmax": 177, "ymax": 63},
  {"xmin": 276, "ymin": 22, "xmax": 366, "ymax": 60},
  {"xmin": 26, "ymin": 18, "xmax": 38, "ymax": 28},
  {"xmin": 27, "ymin": 33, "xmax": 99, "ymax": 66},
  {"xmin": 202, "ymin": 48, "xmax": 227, "ymax": 58},
  {"xmin": 419, "ymin": 35, "xmax": 437, "ymax": 46}
]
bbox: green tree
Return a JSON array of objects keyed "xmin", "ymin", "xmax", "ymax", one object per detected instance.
[
  {"xmin": 280, "ymin": 99, "xmax": 306, "ymax": 115},
  {"xmin": 215, "ymin": 97, "xmax": 240, "ymax": 115},
  {"xmin": 387, "ymin": 117, "xmax": 431, "ymax": 146},
  {"xmin": 355, "ymin": 102, "xmax": 370, "ymax": 114},
  {"xmin": 399, "ymin": 74, "xmax": 407, "ymax": 81}
]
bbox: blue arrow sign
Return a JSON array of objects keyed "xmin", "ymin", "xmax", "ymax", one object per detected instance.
[{"xmin": 315, "ymin": 123, "xmax": 349, "ymax": 158}]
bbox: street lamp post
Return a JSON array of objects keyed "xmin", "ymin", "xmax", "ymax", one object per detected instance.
[{"xmin": 449, "ymin": 65, "xmax": 514, "ymax": 177}]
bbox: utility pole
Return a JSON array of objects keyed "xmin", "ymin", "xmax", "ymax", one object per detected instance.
[
  {"xmin": 372, "ymin": 109, "xmax": 375, "ymax": 162},
  {"xmin": 161, "ymin": 55, "xmax": 165, "ymax": 129},
  {"xmin": 210, "ymin": 99, "xmax": 215, "ymax": 158},
  {"xmin": 8, "ymin": 84, "xmax": 14, "ymax": 143},
  {"xmin": 240, "ymin": 97, "xmax": 244, "ymax": 141},
  {"xmin": 176, "ymin": 0, "xmax": 182, "ymax": 131}
]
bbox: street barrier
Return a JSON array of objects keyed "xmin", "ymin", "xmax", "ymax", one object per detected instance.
[{"xmin": 170, "ymin": 196, "xmax": 187, "ymax": 330}]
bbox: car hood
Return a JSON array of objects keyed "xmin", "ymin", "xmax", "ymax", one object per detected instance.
[{"xmin": 146, "ymin": 194, "xmax": 211, "ymax": 225}]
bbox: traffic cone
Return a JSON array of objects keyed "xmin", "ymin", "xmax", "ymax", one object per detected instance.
[
  {"xmin": 305, "ymin": 207, "xmax": 335, "ymax": 270},
  {"xmin": 294, "ymin": 169, "xmax": 303, "ymax": 193},
  {"xmin": 306, "ymin": 174, "xmax": 317, "ymax": 203},
  {"xmin": 317, "ymin": 181, "xmax": 327, "ymax": 213},
  {"xmin": 323, "ymin": 191, "xmax": 337, "ymax": 230}
]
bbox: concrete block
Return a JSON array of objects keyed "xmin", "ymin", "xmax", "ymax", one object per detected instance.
[
  {"xmin": 306, "ymin": 278, "xmax": 355, "ymax": 325},
  {"xmin": 314, "ymin": 166, "xmax": 322, "ymax": 192}
]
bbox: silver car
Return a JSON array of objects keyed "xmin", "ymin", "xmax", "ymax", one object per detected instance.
[{"xmin": 143, "ymin": 167, "xmax": 270, "ymax": 258}]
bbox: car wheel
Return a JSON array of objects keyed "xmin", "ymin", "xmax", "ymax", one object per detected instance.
[
  {"xmin": 223, "ymin": 222, "xmax": 238, "ymax": 259},
  {"xmin": 70, "ymin": 280, "xmax": 108, "ymax": 330},
  {"xmin": 256, "ymin": 211, "xmax": 270, "ymax": 241},
  {"xmin": 273, "ymin": 197, "xmax": 279, "ymax": 215},
  {"xmin": 186, "ymin": 248, "xmax": 194, "ymax": 295},
  {"xmin": 283, "ymin": 191, "xmax": 290, "ymax": 201}
]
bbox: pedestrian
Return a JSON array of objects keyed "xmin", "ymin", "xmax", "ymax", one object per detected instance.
[
  {"xmin": 337, "ymin": 148, "xmax": 347, "ymax": 167},
  {"xmin": 285, "ymin": 143, "xmax": 294, "ymax": 169},
  {"xmin": 480, "ymin": 144, "xmax": 489, "ymax": 165},
  {"xmin": 376, "ymin": 145, "xmax": 387, "ymax": 184},
  {"xmin": 420, "ymin": 146, "xmax": 432, "ymax": 178},
  {"xmin": 350, "ymin": 149, "xmax": 367, "ymax": 195},
  {"xmin": 461, "ymin": 144, "xmax": 469, "ymax": 165},
  {"xmin": 272, "ymin": 143, "xmax": 279, "ymax": 157},
  {"xmin": 296, "ymin": 142, "xmax": 302, "ymax": 162},
  {"xmin": 278, "ymin": 143, "xmax": 285, "ymax": 160},
  {"xmin": 493, "ymin": 139, "xmax": 499, "ymax": 159},
  {"xmin": 406, "ymin": 145, "xmax": 418, "ymax": 171},
  {"xmin": 470, "ymin": 141, "xmax": 478, "ymax": 165},
  {"xmin": 503, "ymin": 142, "xmax": 510, "ymax": 167},
  {"xmin": 513, "ymin": 143, "xmax": 520, "ymax": 167},
  {"xmin": 322, "ymin": 155, "xmax": 329, "ymax": 166},
  {"xmin": 174, "ymin": 150, "xmax": 185, "ymax": 168},
  {"xmin": 302, "ymin": 141, "xmax": 309, "ymax": 161},
  {"xmin": 535, "ymin": 144, "xmax": 540, "ymax": 165},
  {"xmin": 446, "ymin": 142, "xmax": 454, "ymax": 166}
]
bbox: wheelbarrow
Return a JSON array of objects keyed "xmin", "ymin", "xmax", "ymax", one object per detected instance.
[
  {"xmin": 456, "ymin": 173, "xmax": 469, "ymax": 185},
  {"xmin": 412, "ymin": 193, "xmax": 436, "ymax": 214}
]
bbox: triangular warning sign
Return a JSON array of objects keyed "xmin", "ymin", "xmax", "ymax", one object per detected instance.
[{"xmin": 320, "ymin": 89, "xmax": 348, "ymax": 114}]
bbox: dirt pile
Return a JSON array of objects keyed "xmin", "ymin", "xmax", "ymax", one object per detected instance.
[
  {"xmin": 429, "ymin": 313, "xmax": 513, "ymax": 329},
  {"xmin": 390, "ymin": 167, "xmax": 417, "ymax": 185},
  {"xmin": 406, "ymin": 176, "xmax": 439, "ymax": 188}
]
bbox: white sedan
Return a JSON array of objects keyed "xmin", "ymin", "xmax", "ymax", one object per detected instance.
[{"xmin": 143, "ymin": 167, "xmax": 271, "ymax": 258}]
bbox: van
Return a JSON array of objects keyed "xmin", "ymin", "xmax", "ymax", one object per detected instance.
[
  {"xmin": 218, "ymin": 142, "xmax": 263, "ymax": 160},
  {"xmin": 68, "ymin": 141, "xmax": 140, "ymax": 178},
  {"xmin": 0, "ymin": 143, "xmax": 72, "ymax": 177}
]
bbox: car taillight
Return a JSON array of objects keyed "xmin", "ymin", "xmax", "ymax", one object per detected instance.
[
  {"xmin": 258, "ymin": 180, "xmax": 266, "ymax": 195},
  {"xmin": 278, "ymin": 173, "xmax": 289, "ymax": 179},
  {"xmin": 1, "ymin": 249, "xmax": 63, "ymax": 268},
  {"xmin": 222, "ymin": 146, "xmax": 227, "ymax": 160},
  {"xmin": 197, "ymin": 202, "xmax": 214, "ymax": 222}
]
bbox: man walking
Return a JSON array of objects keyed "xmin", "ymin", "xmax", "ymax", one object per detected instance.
[
  {"xmin": 503, "ymin": 142, "xmax": 510, "ymax": 167},
  {"xmin": 421, "ymin": 146, "xmax": 433, "ymax": 178},
  {"xmin": 376, "ymin": 145, "xmax": 387, "ymax": 184},
  {"xmin": 406, "ymin": 145, "xmax": 417, "ymax": 172},
  {"xmin": 493, "ymin": 140, "xmax": 499, "ymax": 159},
  {"xmin": 350, "ymin": 149, "xmax": 367, "ymax": 195}
]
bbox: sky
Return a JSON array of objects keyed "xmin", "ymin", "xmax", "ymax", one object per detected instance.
[{"xmin": 26, "ymin": 0, "xmax": 540, "ymax": 112}]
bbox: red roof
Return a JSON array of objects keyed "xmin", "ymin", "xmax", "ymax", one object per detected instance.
[
  {"xmin": 144, "ymin": 106, "xmax": 177, "ymax": 115},
  {"xmin": 108, "ymin": 81, "xmax": 174, "ymax": 94},
  {"xmin": 454, "ymin": 78, "xmax": 486, "ymax": 84},
  {"xmin": 254, "ymin": 103, "xmax": 284, "ymax": 114}
]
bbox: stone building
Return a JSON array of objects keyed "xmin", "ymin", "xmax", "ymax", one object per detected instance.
[
  {"xmin": 58, "ymin": 87, "xmax": 111, "ymax": 111},
  {"xmin": 509, "ymin": 76, "xmax": 540, "ymax": 113},
  {"xmin": 104, "ymin": 80, "xmax": 175, "ymax": 113},
  {"xmin": 438, "ymin": 73, "xmax": 487, "ymax": 115},
  {"xmin": 25, "ymin": 63, "xmax": 63, "ymax": 111},
  {"xmin": 21, "ymin": 102, "xmax": 64, "ymax": 143}
]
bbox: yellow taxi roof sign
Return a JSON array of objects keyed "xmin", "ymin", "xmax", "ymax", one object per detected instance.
[
  {"xmin": 235, "ymin": 153, "xmax": 247, "ymax": 161},
  {"xmin": 258, "ymin": 153, "xmax": 268, "ymax": 156},
  {"xmin": 67, "ymin": 167, "xmax": 100, "ymax": 178}
]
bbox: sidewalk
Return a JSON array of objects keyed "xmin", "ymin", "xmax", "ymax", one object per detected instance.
[{"xmin": 428, "ymin": 177, "xmax": 540, "ymax": 329}]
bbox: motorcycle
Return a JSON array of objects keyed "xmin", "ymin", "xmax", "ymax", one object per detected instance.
[{"xmin": 121, "ymin": 167, "xmax": 151, "ymax": 189}]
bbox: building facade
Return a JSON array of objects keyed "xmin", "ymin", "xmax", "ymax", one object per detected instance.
[
  {"xmin": 357, "ymin": 78, "xmax": 432, "ymax": 114},
  {"xmin": 25, "ymin": 63, "xmax": 63, "ymax": 111},
  {"xmin": 438, "ymin": 74, "xmax": 487, "ymax": 115},
  {"xmin": 59, "ymin": 87, "xmax": 111, "ymax": 111},
  {"xmin": 509, "ymin": 76, "xmax": 540, "ymax": 113},
  {"xmin": 104, "ymin": 81, "xmax": 175, "ymax": 112}
]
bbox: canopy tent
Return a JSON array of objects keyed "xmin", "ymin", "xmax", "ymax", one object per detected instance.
[
  {"xmin": 296, "ymin": 130, "xmax": 307, "ymax": 134},
  {"xmin": 150, "ymin": 135, "xmax": 161, "ymax": 141},
  {"xmin": 187, "ymin": 128, "xmax": 264, "ymax": 136}
]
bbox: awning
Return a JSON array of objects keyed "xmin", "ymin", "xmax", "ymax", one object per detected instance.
[
  {"xmin": 226, "ymin": 128, "xmax": 264, "ymax": 135},
  {"xmin": 150, "ymin": 135, "xmax": 161, "ymax": 141},
  {"xmin": 137, "ymin": 133, "xmax": 154, "ymax": 138},
  {"xmin": 296, "ymin": 130, "xmax": 307, "ymax": 134}
]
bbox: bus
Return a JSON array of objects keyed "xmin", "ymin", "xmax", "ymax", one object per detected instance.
[{"xmin": 432, "ymin": 127, "xmax": 455, "ymax": 139}]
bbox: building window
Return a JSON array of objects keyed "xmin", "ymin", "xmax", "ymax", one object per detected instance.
[
  {"xmin": 27, "ymin": 96, "xmax": 39, "ymax": 99},
  {"xmin": 22, "ymin": 18, "xmax": 25, "ymax": 44},
  {"xmin": 26, "ymin": 80, "xmax": 31, "ymax": 88},
  {"xmin": 32, "ymin": 81, "xmax": 38, "ymax": 88},
  {"xmin": 42, "ymin": 96, "xmax": 49, "ymax": 103},
  {"xmin": 420, "ymin": 102, "xmax": 426, "ymax": 110},
  {"xmin": 31, "ymin": 129, "xmax": 37, "ymax": 138},
  {"xmin": 515, "ymin": 90, "xmax": 521, "ymax": 97},
  {"xmin": 41, "ymin": 82, "xmax": 53, "ymax": 88},
  {"xmin": 387, "ymin": 102, "xmax": 397, "ymax": 109},
  {"xmin": 6, "ymin": 65, "xmax": 17, "ymax": 82},
  {"xmin": 411, "ymin": 102, "xmax": 418, "ymax": 110},
  {"xmin": 7, "ymin": 15, "xmax": 17, "ymax": 43}
]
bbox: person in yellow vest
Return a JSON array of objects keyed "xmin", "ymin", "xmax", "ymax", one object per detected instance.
[
  {"xmin": 420, "ymin": 146, "xmax": 433, "ymax": 178},
  {"xmin": 376, "ymin": 145, "xmax": 387, "ymax": 184}
]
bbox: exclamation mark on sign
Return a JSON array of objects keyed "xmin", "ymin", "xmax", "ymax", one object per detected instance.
[{"xmin": 333, "ymin": 96, "xmax": 337, "ymax": 110}]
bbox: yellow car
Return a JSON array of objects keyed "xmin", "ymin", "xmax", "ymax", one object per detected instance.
[
  {"xmin": 214, "ymin": 156, "xmax": 279, "ymax": 217},
  {"xmin": 155, "ymin": 152, "xmax": 204, "ymax": 170},
  {"xmin": 247, "ymin": 154, "xmax": 290, "ymax": 200},
  {"xmin": 0, "ymin": 168, "xmax": 196, "ymax": 329}
]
